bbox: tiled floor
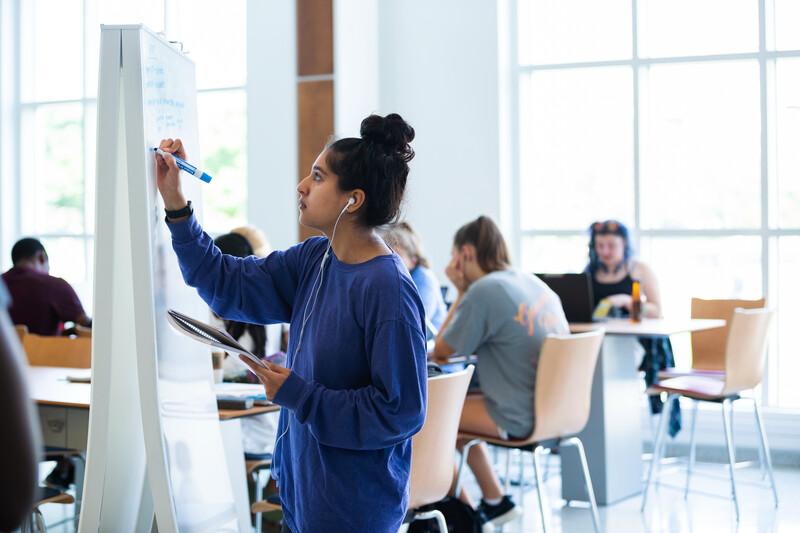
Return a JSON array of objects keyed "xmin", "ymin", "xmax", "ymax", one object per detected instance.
[
  {"xmin": 35, "ymin": 455, "xmax": 800, "ymax": 532},
  {"xmin": 466, "ymin": 452, "xmax": 798, "ymax": 533}
]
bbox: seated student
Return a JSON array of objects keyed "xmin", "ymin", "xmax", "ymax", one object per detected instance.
[
  {"xmin": 586, "ymin": 220, "xmax": 661, "ymax": 319},
  {"xmin": 211, "ymin": 227, "xmax": 281, "ymax": 459},
  {"xmin": 431, "ymin": 216, "xmax": 568, "ymax": 529},
  {"xmin": 2, "ymin": 238, "xmax": 91, "ymax": 336},
  {"xmin": 2, "ymin": 238, "xmax": 92, "ymax": 490},
  {"xmin": 378, "ymin": 222, "xmax": 447, "ymax": 333},
  {"xmin": 585, "ymin": 220, "xmax": 680, "ymax": 434}
]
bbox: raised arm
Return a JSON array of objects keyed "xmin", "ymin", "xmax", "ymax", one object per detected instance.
[{"xmin": 155, "ymin": 137, "xmax": 312, "ymax": 323}]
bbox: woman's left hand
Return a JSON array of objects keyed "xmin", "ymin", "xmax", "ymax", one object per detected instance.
[
  {"xmin": 239, "ymin": 356, "xmax": 291, "ymax": 400},
  {"xmin": 445, "ymin": 254, "xmax": 467, "ymax": 293}
]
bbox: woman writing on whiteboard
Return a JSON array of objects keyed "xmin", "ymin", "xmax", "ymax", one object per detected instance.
[{"xmin": 155, "ymin": 114, "xmax": 427, "ymax": 533}]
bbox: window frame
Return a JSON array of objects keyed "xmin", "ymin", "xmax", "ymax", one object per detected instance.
[
  {"xmin": 511, "ymin": 0, "xmax": 800, "ymax": 409},
  {"xmin": 1, "ymin": 0, "xmax": 250, "ymax": 309}
]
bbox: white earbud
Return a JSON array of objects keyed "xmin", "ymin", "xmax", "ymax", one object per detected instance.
[{"xmin": 347, "ymin": 196, "xmax": 356, "ymax": 207}]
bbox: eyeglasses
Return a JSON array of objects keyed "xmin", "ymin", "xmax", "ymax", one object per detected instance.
[{"xmin": 591, "ymin": 220, "xmax": 622, "ymax": 233}]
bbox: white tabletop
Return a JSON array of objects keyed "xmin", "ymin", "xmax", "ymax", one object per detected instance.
[
  {"xmin": 570, "ymin": 318, "xmax": 725, "ymax": 337},
  {"xmin": 27, "ymin": 366, "xmax": 91, "ymax": 408}
]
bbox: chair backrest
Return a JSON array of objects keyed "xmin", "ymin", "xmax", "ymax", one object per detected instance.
[
  {"xmin": 408, "ymin": 365, "xmax": 474, "ymax": 510},
  {"xmin": 722, "ymin": 308, "xmax": 773, "ymax": 395},
  {"xmin": 691, "ymin": 297, "xmax": 765, "ymax": 371},
  {"xmin": 529, "ymin": 329, "xmax": 605, "ymax": 443},
  {"xmin": 21, "ymin": 333, "xmax": 91, "ymax": 368},
  {"xmin": 14, "ymin": 324, "xmax": 28, "ymax": 341}
]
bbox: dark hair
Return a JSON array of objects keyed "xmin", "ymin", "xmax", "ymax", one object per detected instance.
[
  {"xmin": 213, "ymin": 233, "xmax": 266, "ymax": 357},
  {"xmin": 453, "ymin": 216, "xmax": 510, "ymax": 274},
  {"xmin": 585, "ymin": 220, "xmax": 634, "ymax": 275},
  {"xmin": 214, "ymin": 233, "xmax": 253, "ymax": 258},
  {"xmin": 11, "ymin": 238, "xmax": 46, "ymax": 265},
  {"xmin": 326, "ymin": 113, "xmax": 415, "ymax": 227}
]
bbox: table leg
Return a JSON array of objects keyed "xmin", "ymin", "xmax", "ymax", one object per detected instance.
[
  {"xmin": 561, "ymin": 336, "xmax": 644, "ymax": 505},
  {"xmin": 220, "ymin": 419, "xmax": 252, "ymax": 533}
]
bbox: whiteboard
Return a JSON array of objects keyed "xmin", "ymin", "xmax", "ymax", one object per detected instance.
[{"xmin": 85, "ymin": 25, "xmax": 238, "ymax": 533}]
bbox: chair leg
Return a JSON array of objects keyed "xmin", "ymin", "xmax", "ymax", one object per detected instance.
[
  {"xmin": 684, "ymin": 399, "xmax": 699, "ymax": 500},
  {"xmin": 254, "ymin": 469, "xmax": 264, "ymax": 533},
  {"xmin": 33, "ymin": 508, "xmax": 46, "ymax": 533},
  {"xmin": 641, "ymin": 393, "xmax": 673, "ymax": 512},
  {"xmin": 531, "ymin": 446, "xmax": 549, "ymax": 533},
  {"xmin": 455, "ymin": 438, "xmax": 481, "ymax": 498},
  {"xmin": 73, "ymin": 453, "xmax": 86, "ymax": 523},
  {"xmin": 752, "ymin": 399, "xmax": 779, "ymax": 508},
  {"xmin": 654, "ymin": 402, "xmax": 673, "ymax": 488},
  {"xmin": 412, "ymin": 509, "xmax": 448, "ymax": 533},
  {"xmin": 432, "ymin": 509, "xmax": 448, "ymax": 533},
  {"xmin": 721, "ymin": 398, "xmax": 740, "ymax": 522},
  {"xmin": 504, "ymin": 447, "xmax": 512, "ymax": 494},
  {"xmin": 542, "ymin": 448, "xmax": 553, "ymax": 483},
  {"xmin": 518, "ymin": 449, "xmax": 526, "ymax": 503},
  {"xmin": 562, "ymin": 437, "xmax": 601, "ymax": 533},
  {"xmin": 756, "ymin": 423, "xmax": 767, "ymax": 481}
]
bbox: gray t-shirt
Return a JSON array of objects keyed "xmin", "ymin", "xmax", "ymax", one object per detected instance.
[{"xmin": 443, "ymin": 269, "xmax": 568, "ymax": 437}]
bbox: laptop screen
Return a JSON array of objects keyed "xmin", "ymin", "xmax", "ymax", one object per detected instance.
[{"xmin": 535, "ymin": 273, "xmax": 595, "ymax": 323}]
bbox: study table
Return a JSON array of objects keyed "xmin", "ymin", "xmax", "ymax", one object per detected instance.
[
  {"xmin": 27, "ymin": 365, "xmax": 278, "ymax": 532},
  {"xmin": 559, "ymin": 318, "xmax": 725, "ymax": 505}
]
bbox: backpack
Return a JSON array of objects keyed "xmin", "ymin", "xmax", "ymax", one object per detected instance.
[{"xmin": 406, "ymin": 497, "xmax": 483, "ymax": 533}]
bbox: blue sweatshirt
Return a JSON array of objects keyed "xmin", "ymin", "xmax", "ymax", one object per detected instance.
[
  {"xmin": 167, "ymin": 215, "xmax": 428, "ymax": 532},
  {"xmin": 410, "ymin": 265, "xmax": 447, "ymax": 330}
]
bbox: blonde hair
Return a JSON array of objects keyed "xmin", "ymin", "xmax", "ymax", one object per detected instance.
[
  {"xmin": 230, "ymin": 226, "xmax": 271, "ymax": 258},
  {"xmin": 378, "ymin": 222, "xmax": 430, "ymax": 269}
]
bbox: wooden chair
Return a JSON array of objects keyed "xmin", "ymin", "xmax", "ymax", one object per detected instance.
[
  {"xmin": 21, "ymin": 333, "xmax": 91, "ymax": 368},
  {"xmin": 19, "ymin": 330, "xmax": 90, "ymax": 523},
  {"xmin": 15, "ymin": 324, "xmax": 29, "ymax": 341},
  {"xmin": 400, "ymin": 365, "xmax": 475, "ymax": 532},
  {"xmin": 20, "ymin": 486, "xmax": 75, "ymax": 533},
  {"xmin": 255, "ymin": 368, "xmax": 477, "ymax": 533},
  {"xmin": 659, "ymin": 297, "xmax": 766, "ymax": 380},
  {"xmin": 642, "ymin": 308, "xmax": 777, "ymax": 522},
  {"xmin": 246, "ymin": 454, "xmax": 273, "ymax": 533},
  {"xmin": 457, "ymin": 330, "xmax": 605, "ymax": 533}
]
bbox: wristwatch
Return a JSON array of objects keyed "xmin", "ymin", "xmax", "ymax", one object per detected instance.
[{"xmin": 164, "ymin": 200, "xmax": 193, "ymax": 220}]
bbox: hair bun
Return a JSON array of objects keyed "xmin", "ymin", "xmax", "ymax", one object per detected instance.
[{"xmin": 360, "ymin": 113, "xmax": 415, "ymax": 163}]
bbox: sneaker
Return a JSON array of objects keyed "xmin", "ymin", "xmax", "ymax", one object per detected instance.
[{"xmin": 477, "ymin": 496, "xmax": 522, "ymax": 529}]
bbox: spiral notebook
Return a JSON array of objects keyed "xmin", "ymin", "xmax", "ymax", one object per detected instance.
[{"xmin": 166, "ymin": 308, "xmax": 267, "ymax": 368}]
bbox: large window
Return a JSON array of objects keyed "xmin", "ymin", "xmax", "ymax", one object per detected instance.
[
  {"xmin": 10, "ymin": 0, "xmax": 247, "ymax": 312},
  {"xmin": 515, "ymin": 0, "xmax": 800, "ymax": 408}
]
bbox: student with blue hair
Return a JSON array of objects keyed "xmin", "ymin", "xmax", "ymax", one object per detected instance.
[
  {"xmin": 585, "ymin": 220, "xmax": 681, "ymax": 436},
  {"xmin": 585, "ymin": 219, "xmax": 661, "ymax": 318}
]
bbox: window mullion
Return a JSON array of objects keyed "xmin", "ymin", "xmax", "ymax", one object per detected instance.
[{"xmin": 632, "ymin": 0, "xmax": 641, "ymax": 248}]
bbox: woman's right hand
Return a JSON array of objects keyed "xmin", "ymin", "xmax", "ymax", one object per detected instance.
[{"xmin": 155, "ymin": 138, "xmax": 188, "ymax": 211}]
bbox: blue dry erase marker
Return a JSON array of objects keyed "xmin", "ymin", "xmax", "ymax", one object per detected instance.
[{"xmin": 153, "ymin": 147, "xmax": 213, "ymax": 183}]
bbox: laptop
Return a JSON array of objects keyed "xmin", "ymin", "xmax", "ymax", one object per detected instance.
[{"xmin": 535, "ymin": 273, "xmax": 595, "ymax": 323}]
